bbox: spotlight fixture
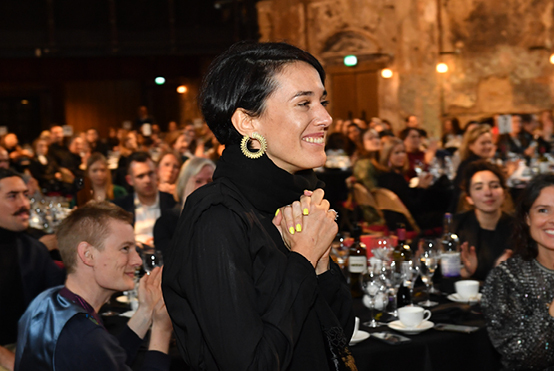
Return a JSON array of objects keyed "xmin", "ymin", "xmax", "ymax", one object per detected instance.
[
  {"xmin": 436, "ymin": 63, "xmax": 448, "ymax": 73},
  {"xmin": 155, "ymin": 77, "xmax": 166, "ymax": 85},
  {"xmin": 177, "ymin": 85, "xmax": 188, "ymax": 94},
  {"xmin": 381, "ymin": 69, "xmax": 393, "ymax": 78}
]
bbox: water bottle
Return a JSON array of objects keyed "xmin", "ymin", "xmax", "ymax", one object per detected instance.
[{"xmin": 440, "ymin": 213, "xmax": 460, "ymax": 278}]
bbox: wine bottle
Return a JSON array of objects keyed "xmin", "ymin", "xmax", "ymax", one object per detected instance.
[
  {"xmin": 392, "ymin": 223, "xmax": 412, "ymax": 264},
  {"xmin": 440, "ymin": 213, "xmax": 460, "ymax": 278},
  {"xmin": 393, "ymin": 223, "xmax": 412, "ymax": 307},
  {"xmin": 347, "ymin": 224, "xmax": 367, "ymax": 298}
]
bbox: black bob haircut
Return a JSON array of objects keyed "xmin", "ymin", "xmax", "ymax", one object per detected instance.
[{"xmin": 199, "ymin": 41, "xmax": 326, "ymax": 145}]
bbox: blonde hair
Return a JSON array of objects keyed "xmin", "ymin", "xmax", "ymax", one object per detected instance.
[
  {"xmin": 175, "ymin": 156, "xmax": 216, "ymax": 204},
  {"xmin": 459, "ymin": 124, "xmax": 492, "ymax": 161},
  {"xmin": 378, "ymin": 136, "xmax": 408, "ymax": 172}
]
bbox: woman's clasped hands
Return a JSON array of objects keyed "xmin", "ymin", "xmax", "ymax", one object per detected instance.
[{"xmin": 273, "ymin": 189, "xmax": 338, "ymax": 274}]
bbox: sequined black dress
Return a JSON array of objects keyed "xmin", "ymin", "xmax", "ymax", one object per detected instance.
[{"xmin": 482, "ymin": 256, "xmax": 554, "ymax": 370}]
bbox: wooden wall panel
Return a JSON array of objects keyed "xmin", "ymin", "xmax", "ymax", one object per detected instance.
[{"xmin": 64, "ymin": 80, "xmax": 141, "ymax": 136}]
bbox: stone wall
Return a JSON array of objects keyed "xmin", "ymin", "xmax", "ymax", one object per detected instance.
[{"xmin": 257, "ymin": 0, "xmax": 554, "ymax": 137}]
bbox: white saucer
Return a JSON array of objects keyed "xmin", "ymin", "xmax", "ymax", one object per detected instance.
[
  {"xmin": 388, "ymin": 320, "xmax": 434, "ymax": 335},
  {"xmin": 447, "ymin": 293, "xmax": 482, "ymax": 303},
  {"xmin": 349, "ymin": 330, "xmax": 370, "ymax": 345}
]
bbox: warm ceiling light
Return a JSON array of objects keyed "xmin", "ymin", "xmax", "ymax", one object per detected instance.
[
  {"xmin": 177, "ymin": 85, "xmax": 188, "ymax": 94},
  {"xmin": 550, "ymin": 53, "xmax": 554, "ymax": 64},
  {"xmin": 436, "ymin": 63, "xmax": 449, "ymax": 73},
  {"xmin": 381, "ymin": 69, "xmax": 393, "ymax": 78}
]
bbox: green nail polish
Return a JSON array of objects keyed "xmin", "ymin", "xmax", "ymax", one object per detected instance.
[{"xmin": 296, "ymin": 224, "xmax": 302, "ymax": 232}]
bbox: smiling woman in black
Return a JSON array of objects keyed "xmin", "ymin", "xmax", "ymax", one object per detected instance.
[{"xmin": 162, "ymin": 42, "xmax": 356, "ymax": 371}]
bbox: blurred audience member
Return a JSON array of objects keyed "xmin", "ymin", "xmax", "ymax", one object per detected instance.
[
  {"xmin": 453, "ymin": 160, "xmax": 514, "ymax": 280},
  {"xmin": 112, "ymin": 152, "xmax": 176, "ymax": 245},
  {"xmin": 86, "ymin": 129, "xmax": 109, "ymax": 157},
  {"xmin": 441, "ymin": 117, "xmax": 463, "ymax": 154},
  {"xmin": 154, "ymin": 157, "xmax": 215, "ymax": 255},
  {"xmin": 75, "ymin": 153, "xmax": 127, "ymax": 207},
  {"xmin": 405, "ymin": 114, "xmax": 428, "ymax": 138},
  {"xmin": 156, "ymin": 151, "xmax": 182, "ymax": 195}
]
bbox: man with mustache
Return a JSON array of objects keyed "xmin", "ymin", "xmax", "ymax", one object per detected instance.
[{"xmin": 0, "ymin": 168, "xmax": 65, "ymax": 370}]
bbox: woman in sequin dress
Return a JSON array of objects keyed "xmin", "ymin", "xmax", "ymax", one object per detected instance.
[{"xmin": 482, "ymin": 174, "xmax": 554, "ymax": 370}]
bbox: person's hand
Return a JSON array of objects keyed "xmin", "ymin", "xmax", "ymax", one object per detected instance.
[
  {"xmin": 128, "ymin": 266, "xmax": 163, "ymax": 338},
  {"xmin": 273, "ymin": 190, "xmax": 313, "ymax": 240},
  {"xmin": 494, "ymin": 249, "xmax": 513, "ymax": 267},
  {"xmin": 274, "ymin": 189, "xmax": 338, "ymax": 269},
  {"xmin": 460, "ymin": 242, "xmax": 478, "ymax": 278},
  {"xmin": 418, "ymin": 173, "xmax": 433, "ymax": 189},
  {"xmin": 148, "ymin": 297, "xmax": 173, "ymax": 354}
]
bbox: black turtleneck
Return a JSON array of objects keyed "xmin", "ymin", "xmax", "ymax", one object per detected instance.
[
  {"xmin": 214, "ymin": 144, "xmax": 325, "ymax": 216},
  {"xmin": 0, "ymin": 227, "xmax": 25, "ymax": 345}
]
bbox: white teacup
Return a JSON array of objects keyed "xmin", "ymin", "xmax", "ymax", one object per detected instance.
[
  {"xmin": 397, "ymin": 306, "xmax": 431, "ymax": 328},
  {"xmin": 455, "ymin": 280, "xmax": 479, "ymax": 300}
]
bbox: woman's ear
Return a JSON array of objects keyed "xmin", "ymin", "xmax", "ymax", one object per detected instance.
[
  {"xmin": 465, "ymin": 194, "xmax": 475, "ymax": 206},
  {"xmin": 231, "ymin": 108, "xmax": 256, "ymax": 137}
]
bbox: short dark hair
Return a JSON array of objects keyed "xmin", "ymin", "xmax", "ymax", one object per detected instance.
[
  {"xmin": 399, "ymin": 127, "xmax": 420, "ymax": 141},
  {"xmin": 199, "ymin": 41, "xmax": 326, "ymax": 145},
  {"xmin": 520, "ymin": 114, "xmax": 534, "ymax": 124},
  {"xmin": 461, "ymin": 160, "xmax": 506, "ymax": 195},
  {"xmin": 513, "ymin": 174, "xmax": 554, "ymax": 260},
  {"xmin": 57, "ymin": 201, "xmax": 133, "ymax": 274},
  {"xmin": 126, "ymin": 151, "xmax": 152, "ymax": 175},
  {"xmin": 0, "ymin": 168, "xmax": 23, "ymax": 182}
]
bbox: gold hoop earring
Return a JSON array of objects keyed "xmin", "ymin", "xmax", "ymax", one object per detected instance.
[{"xmin": 240, "ymin": 132, "xmax": 267, "ymax": 159}]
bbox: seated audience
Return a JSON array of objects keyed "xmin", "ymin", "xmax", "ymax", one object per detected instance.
[
  {"xmin": 482, "ymin": 174, "xmax": 554, "ymax": 370},
  {"xmin": 399, "ymin": 127, "xmax": 437, "ymax": 180},
  {"xmin": 453, "ymin": 160, "xmax": 514, "ymax": 280},
  {"xmin": 0, "ymin": 169, "xmax": 65, "ymax": 370},
  {"xmin": 156, "ymin": 150, "xmax": 182, "ymax": 195},
  {"xmin": 441, "ymin": 117, "xmax": 463, "ymax": 154},
  {"xmin": 86, "ymin": 128, "xmax": 109, "ymax": 157},
  {"xmin": 405, "ymin": 114, "xmax": 428, "ymax": 138},
  {"xmin": 2, "ymin": 133, "xmax": 32, "ymax": 173},
  {"xmin": 450, "ymin": 124, "xmax": 494, "ymax": 212},
  {"xmin": 114, "ymin": 131, "xmax": 139, "ymax": 192},
  {"xmin": 376, "ymin": 137, "xmax": 443, "ymax": 230},
  {"xmin": 352, "ymin": 128, "xmax": 381, "ymax": 191},
  {"xmin": 154, "ymin": 157, "xmax": 215, "ymax": 254},
  {"xmin": 112, "ymin": 152, "xmax": 176, "ymax": 245},
  {"xmin": 15, "ymin": 201, "xmax": 172, "ymax": 371},
  {"xmin": 75, "ymin": 153, "xmax": 127, "ymax": 207},
  {"xmin": 29, "ymin": 138, "xmax": 69, "ymax": 195}
]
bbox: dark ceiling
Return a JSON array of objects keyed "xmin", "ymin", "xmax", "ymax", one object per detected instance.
[{"xmin": 0, "ymin": 0, "xmax": 260, "ymax": 81}]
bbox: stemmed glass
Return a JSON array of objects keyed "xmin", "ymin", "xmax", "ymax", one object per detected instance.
[
  {"xmin": 419, "ymin": 239, "xmax": 439, "ymax": 307},
  {"xmin": 361, "ymin": 265, "xmax": 387, "ymax": 327},
  {"xmin": 401, "ymin": 260, "xmax": 419, "ymax": 305},
  {"xmin": 138, "ymin": 244, "xmax": 164, "ymax": 274},
  {"xmin": 382, "ymin": 260, "xmax": 403, "ymax": 318}
]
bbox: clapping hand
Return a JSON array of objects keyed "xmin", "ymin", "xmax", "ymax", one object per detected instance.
[
  {"xmin": 460, "ymin": 242, "xmax": 478, "ymax": 278},
  {"xmin": 273, "ymin": 189, "xmax": 338, "ymax": 273}
]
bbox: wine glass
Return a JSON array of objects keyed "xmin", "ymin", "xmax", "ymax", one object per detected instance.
[
  {"xmin": 372, "ymin": 237, "xmax": 392, "ymax": 261},
  {"xmin": 401, "ymin": 260, "xmax": 419, "ymax": 305},
  {"xmin": 361, "ymin": 265, "xmax": 387, "ymax": 327},
  {"xmin": 382, "ymin": 260, "xmax": 403, "ymax": 318},
  {"xmin": 138, "ymin": 244, "xmax": 164, "ymax": 274},
  {"xmin": 419, "ymin": 239, "xmax": 439, "ymax": 307}
]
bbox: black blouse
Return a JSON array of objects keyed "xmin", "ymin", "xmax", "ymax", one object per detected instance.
[{"xmin": 162, "ymin": 145, "xmax": 355, "ymax": 371}]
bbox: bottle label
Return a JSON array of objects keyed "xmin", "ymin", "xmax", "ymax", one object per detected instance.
[
  {"xmin": 441, "ymin": 252, "xmax": 461, "ymax": 277},
  {"xmin": 348, "ymin": 256, "xmax": 367, "ymax": 273}
]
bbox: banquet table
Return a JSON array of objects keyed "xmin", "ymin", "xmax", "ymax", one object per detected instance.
[
  {"xmin": 349, "ymin": 289, "xmax": 501, "ymax": 371},
  {"xmin": 102, "ymin": 285, "xmax": 501, "ymax": 371}
]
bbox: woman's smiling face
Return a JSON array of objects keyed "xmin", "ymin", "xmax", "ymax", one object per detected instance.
[{"xmin": 252, "ymin": 61, "xmax": 332, "ymax": 173}]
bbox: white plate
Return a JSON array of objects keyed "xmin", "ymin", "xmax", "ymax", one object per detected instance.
[
  {"xmin": 349, "ymin": 330, "xmax": 370, "ymax": 345},
  {"xmin": 388, "ymin": 320, "xmax": 434, "ymax": 335},
  {"xmin": 447, "ymin": 293, "xmax": 482, "ymax": 303}
]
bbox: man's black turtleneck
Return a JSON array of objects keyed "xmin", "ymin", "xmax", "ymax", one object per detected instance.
[
  {"xmin": 0, "ymin": 226, "xmax": 65, "ymax": 345},
  {"xmin": 0, "ymin": 227, "xmax": 25, "ymax": 345}
]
